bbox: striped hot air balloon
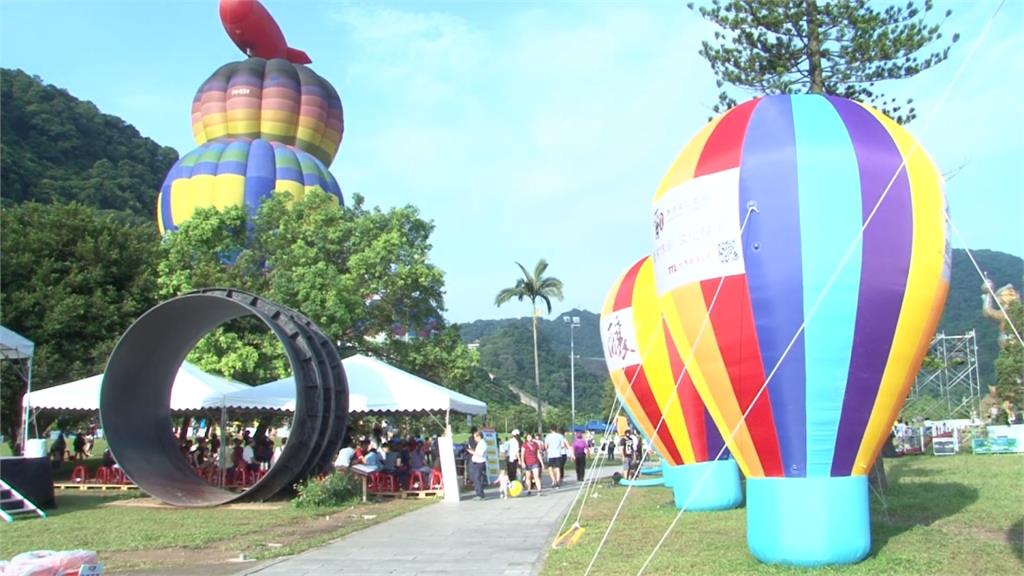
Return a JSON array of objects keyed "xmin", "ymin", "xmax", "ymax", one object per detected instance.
[
  {"xmin": 191, "ymin": 58, "xmax": 343, "ymax": 167},
  {"xmin": 650, "ymin": 95, "xmax": 949, "ymax": 566},
  {"xmin": 600, "ymin": 256, "xmax": 741, "ymax": 511},
  {"xmin": 157, "ymin": 138, "xmax": 342, "ymax": 234}
]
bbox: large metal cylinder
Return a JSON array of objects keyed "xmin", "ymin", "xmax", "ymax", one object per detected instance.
[{"xmin": 100, "ymin": 288, "xmax": 347, "ymax": 507}]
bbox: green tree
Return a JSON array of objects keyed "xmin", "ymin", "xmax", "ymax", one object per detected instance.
[
  {"xmin": 994, "ymin": 301, "xmax": 1024, "ymax": 413},
  {"xmin": 689, "ymin": 0, "xmax": 958, "ymax": 123},
  {"xmin": 0, "ymin": 202, "xmax": 160, "ymax": 450},
  {"xmin": 157, "ymin": 189, "xmax": 470, "ymax": 389},
  {"xmin": 1, "ymin": 68, "xmax": 178, "ymax": 215},
  {"xmin": 494, "ymin": 260, "xmax": 564, "ymax": 433}
]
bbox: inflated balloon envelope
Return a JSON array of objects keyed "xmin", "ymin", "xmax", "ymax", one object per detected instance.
[
  {"xmin": 600, "ymin": 256, "xmax": 742, "ymax": 511},
  {"xmin": 157, "ymin": 138, "xmax": 343, "ymax": 235},
  {"xmin": 650, "ymin": 94, "xmax": 949, "ymax": 565}
]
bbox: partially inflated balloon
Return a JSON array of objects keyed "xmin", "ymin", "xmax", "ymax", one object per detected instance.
[
  {"xmin": 651, "ymin": 95, "xmax": 948, "ymax": 565},
  {"xmin": 157, "ymin": 138, "xmax": 342, "ymax": 234},
  {"xmin": 192, "ymin": 58, "xmax": 343, "ymax": 167},
  {"xmin": 600, "ymin": 256, "xmax": 740, "ymax": 510}
]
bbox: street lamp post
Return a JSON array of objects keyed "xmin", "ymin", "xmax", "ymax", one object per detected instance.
[{"xmin": 564, "ymin": 315, "xmax": 580, "ymax": 430}]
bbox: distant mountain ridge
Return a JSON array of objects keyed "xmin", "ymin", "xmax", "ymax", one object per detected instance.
[{"xmin": 461, "ymin": 249, "xmax": 1022, "ymax": 408}]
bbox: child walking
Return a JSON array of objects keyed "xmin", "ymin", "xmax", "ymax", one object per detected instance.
[{"xmin": 495, "ymin": 468, "xmax": 511, "ymax": 499}]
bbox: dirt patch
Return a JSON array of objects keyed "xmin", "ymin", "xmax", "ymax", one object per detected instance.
[
  {"xmin": 106, "ymin": 498, "xmax": 429, "ymax": 574},
  {"xmin": 105, "ymin": 497, "xmax": 286, "ymax": 511}
]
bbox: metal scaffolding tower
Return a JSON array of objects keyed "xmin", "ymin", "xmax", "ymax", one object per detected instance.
[{"xmin": 905, "ymin": 330, "xmax": 983, "ymax": 420}]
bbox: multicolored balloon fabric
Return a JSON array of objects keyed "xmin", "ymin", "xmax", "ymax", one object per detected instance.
[
  {"xmin": 600, "ymin": 256, "xmax": 726, "ymax": 468},
  {"xmin": 650, "ymin": 93, "xmax": 949, "ymax": 565},
  {"xmin": 192, "ymin": 58, "xmax": 343, "ymax": 167},
  {"xmin": 651, "ymin": 93, "xmax": 949, "ymax": 480},
  {"xmin": 158, "ymin": 138, "xmax": 342, "ymax": 235}
]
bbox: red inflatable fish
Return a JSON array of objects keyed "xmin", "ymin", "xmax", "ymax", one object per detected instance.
[{"xmin": 219, "ymin": 0, "xmax": 311, "ymax": 64}]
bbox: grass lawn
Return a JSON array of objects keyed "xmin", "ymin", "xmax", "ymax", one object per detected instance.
[
  {"xmin": 0, "ymin": 489, "xmax": 431, "ymax": 572},
  {"xmin": 545, "ymin": 454, "xmax": 1023, "ymax": 575}
]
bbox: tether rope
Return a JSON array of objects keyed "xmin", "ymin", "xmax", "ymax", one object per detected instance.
[{"xmin": 580, "ymin": 205, "xmax": 757, "ymax": 575}]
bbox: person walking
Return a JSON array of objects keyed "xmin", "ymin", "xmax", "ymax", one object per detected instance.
[
  {"xmin": 468, "ymin": 430, "xmax": 488, "ymax": 499},
  {"xmin": 506, "ymin": 429, "xmax": 521, "ymax": 481},
  {"xmin": 571, "ymin": 432, "xmax": 589, "ymax": 482},
  {"xmin": 543, "ymin": 425, "xmax": 567, "ymax": 489},
  {"xmin": 520, "ymin": 432, "xmax": 543, "ymax": 495}
]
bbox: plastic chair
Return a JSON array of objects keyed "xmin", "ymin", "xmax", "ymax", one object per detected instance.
[
  {"xmin": 109, "ymin": 467, "xmax": 127, "ymax": 485},
  {"xmin": 407, "ymin": 470, "xmax": 426, "ymax": 490},
  {"xmin": 369, "ymin": 471, "xmax": 397, "ymax": 492},
  {"xmin": 233, "ymin": 467, "xmax": 250, "ymax": 488},
  {"xmin": 71, "ymin": 465, "xmax": 88, "ymax": 484},
  {"xmin": 94, "ymin": 466, "xmax": 112, "ymax": 484},
  {"xmin": 429, "ymin": 469, "xmax": 444, "ymax": 490}
]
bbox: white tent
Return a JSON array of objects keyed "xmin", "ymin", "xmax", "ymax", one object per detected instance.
[
  {"xmin": 226, "ymin": 354, "xmax": 487, "ymax": 416},
  {"xmin": 22, "ymin": 361, "xmax": 250, "ymax": 412},
  {"xmin": 0, "ymin": 326, "xmax": 35, "ymax": 360},
  {"xmin": 205, "ymin": 377, "xmax": 369, "ymax": 412},
  {"xmin": 2, "ymin": 326, "xmax": 35, "ymax": 451}
]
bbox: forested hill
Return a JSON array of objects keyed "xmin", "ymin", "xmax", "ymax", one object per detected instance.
[
  {"xmin": 462, "ymin": 248, "xmax": 1022, "ymax": 406},
  {"xmin": 1, "ymin": 68, "xmax": 178, "ymax": 219},
  {"xmin": 941, "ymin": 248, "xmax": 1022, "ymax": 384}
]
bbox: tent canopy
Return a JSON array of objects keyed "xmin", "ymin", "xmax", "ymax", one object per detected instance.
[
  {"xmin": 205, "ymin": 377, "xmax": 369, "ymax": 412},
  {"xmin": 224, "ymin": 354, "xmax": 487, "ymax": 416},
  {"xmin": 1, "ymin": 326, "xmax": 34, "ymax": 360},
  {"xmin": 345, "ymin": 354, "xmax": 486, "ymax": 415},
  {"xmin": 23, "ymin": 361, "xmax": 249, "ymax": 412},
  {"xmin": 23, "ymin": 355, "xmax": 486, "ymax": 416}
]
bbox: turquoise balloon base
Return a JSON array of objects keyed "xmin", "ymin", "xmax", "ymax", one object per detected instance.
[
  {"xmin": 665, "ymin": 460, "xmax": 742, "ymax": 511},
  {"xmin": 747, "ymin": 475, "xmax": 870, "ymax": 566}
]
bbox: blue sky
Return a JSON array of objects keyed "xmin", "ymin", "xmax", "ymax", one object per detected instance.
[{"xmin": 2, "ymin": 0, "xmax": 1021, "ymax": 323}]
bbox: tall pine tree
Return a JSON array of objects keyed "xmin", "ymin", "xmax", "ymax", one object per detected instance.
[{"xmin": 689, "ymin": 0, "xmax": 959, "ymax": 123}]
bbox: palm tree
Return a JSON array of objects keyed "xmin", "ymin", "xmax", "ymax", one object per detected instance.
[{"xmin": 495, "ymin": 259, "xmax": 564, "ymax": 434}]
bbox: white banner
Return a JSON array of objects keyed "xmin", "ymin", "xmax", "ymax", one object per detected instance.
[
  {"xmin": 651, "ymin": 168, "xmax": 744, "ymax": 294},
  {"xmin": 600, "ymin": 309, "xmax": 641, "ymax": 370}
]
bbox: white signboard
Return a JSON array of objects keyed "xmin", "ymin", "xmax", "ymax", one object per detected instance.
[
  {"xmin": 652, "ymin": 168, "xmax": 744, "ymax": 294},
  {"xmin": 437, "ymin": 432, "xmax": 460, "ymax": 503},
  {"xmin": 600, "ymin": 309, "xmax": 641, "ymax": 370}
]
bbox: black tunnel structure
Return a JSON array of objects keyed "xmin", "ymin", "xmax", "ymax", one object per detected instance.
[{"xmin": 100, "ymin": 288, "xmax": 348, "ymax": 507}]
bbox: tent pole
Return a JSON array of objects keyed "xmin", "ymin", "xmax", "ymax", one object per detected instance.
[
  {"xmin": 220, "ymin": 403, "xmax": 228, "ymax": 486},
  {"xmin": 21, "ymin": 357, "xmax": 33, "ymax": 455}
]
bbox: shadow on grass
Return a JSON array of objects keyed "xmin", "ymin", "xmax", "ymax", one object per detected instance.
[
  {"xmin": 1009, "ymin": 518, "xmax": 1023, "ymax": 563},
  {"xmin": 881, "ymin": 455, "xmax": 942, "ymax": 477},
  {"xmin": 868, "ymin": 459, "xmax": 979, "ymax": 558}
]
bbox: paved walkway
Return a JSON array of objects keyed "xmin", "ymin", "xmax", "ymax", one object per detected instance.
[{"xmin": 238, "ymin": 467, "xmax": 617, "ymax": 576}]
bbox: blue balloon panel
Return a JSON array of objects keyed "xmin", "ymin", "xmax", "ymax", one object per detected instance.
[
  {"xmin": 747, "ymin": 475, "xmax": 870, "ymax": 566},
  {"xmin": 666, "ymin": 459, "xmax": 742, "ymax": 511}
]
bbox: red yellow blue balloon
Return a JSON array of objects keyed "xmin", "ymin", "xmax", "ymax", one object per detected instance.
[
  {"xmin": 651, "ymin": 94, "xmax": 948, "ymax": 565},
  {"xmin": 600, "ymin": 256, "xmax": 740, "ymax": 510},
  {"xmin": 157, "ymin": 138, "xmax": 342, "ymax": 235}
]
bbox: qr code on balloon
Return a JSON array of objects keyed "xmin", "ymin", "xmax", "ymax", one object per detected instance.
[{"xmin": 717, "ymin": 240, "xmax": 739, "ymax": 264}]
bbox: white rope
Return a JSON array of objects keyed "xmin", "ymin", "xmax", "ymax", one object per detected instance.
[
  {"xmin": 633, "ymin": 4, "xmax": 1008, "ymax": 573},
  {"xmin": 582, "ymin": 205, "xmax": 756, "ymax": 575}
]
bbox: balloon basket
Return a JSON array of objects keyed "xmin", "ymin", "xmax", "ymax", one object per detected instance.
[
  {"xmin": 665, "ymin": 460, "xmax": 742, "ymax": 511},
  {"xmin": 746, "ymin": 475, "xmax": 870, "ymax": 566}
]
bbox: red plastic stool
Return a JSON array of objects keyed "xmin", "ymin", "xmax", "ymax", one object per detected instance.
[
  {"xmin": 408, "ymin": 470, "xmax": 426, "ymax": 490},
  {"xmin": 71, "ymin": 465, "xmax": 88, "ymax": 484},
  {"xmin": 429, "ymin": 469, "xmax": 444, "ymax": 490},
  {"xmin": 94, "ymin": 466, "xmax": 112, "ymax": 484}
]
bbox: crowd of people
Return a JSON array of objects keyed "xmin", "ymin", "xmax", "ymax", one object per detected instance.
[
  {"xmin": 177, "ymin": 426, "xmax": 284, "ymax": 485},
  {"xmin": 334, "ymin": 423, "xmax": 440, "ymax": 490}
]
